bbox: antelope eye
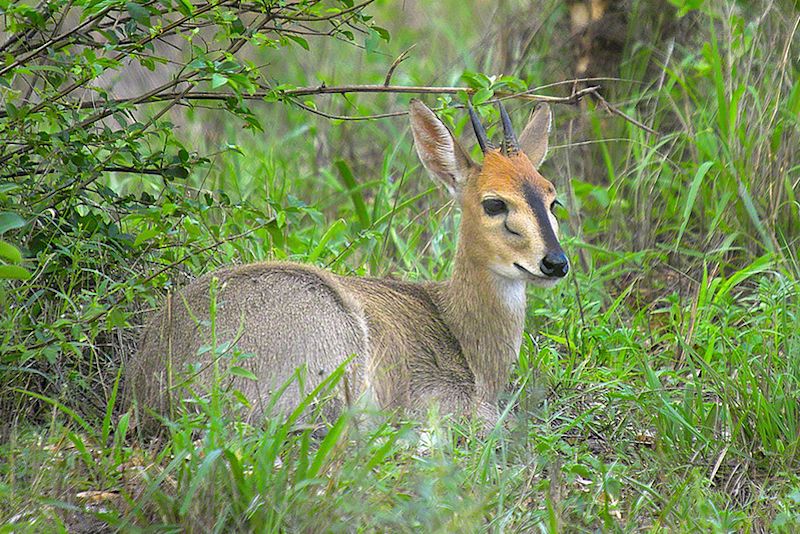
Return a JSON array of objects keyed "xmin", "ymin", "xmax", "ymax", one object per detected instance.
[
  {"xmin": 482, "ymin": 198, "xmax": 508, "ymax": 217},
  {"xmin": 550, "ymin": 199, "xmax": 563, "ymax": 214}
]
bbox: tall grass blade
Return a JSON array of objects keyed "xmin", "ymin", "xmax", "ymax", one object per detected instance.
[
  {"xmin": 675, "ymin": 161, "xmax": 714, "ymax": 252},
  {"xmin": 101, "ymin": 365, "xmax": 124, "ymax": 445},
  {"xmin": 178, "ymin": 448, "xmax": 223, "ymax": 516},
  {"xmin": 308, "ymin": 219, "xmax": 346, "ymax": 263},
  {"xmin": 335, "ymin": 159, "xmax": 371, "ymax": 229},
  {"xmin": 13, "ymin": 388, "xmax": 95, "ymax": 436},
  {"xmin": 737, "ymin": 179, "xmax": 776, "ymax": 253}
]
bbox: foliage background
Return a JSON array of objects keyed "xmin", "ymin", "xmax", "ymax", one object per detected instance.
[{"xmin": 1, "ymin": 0, "xmax": 799, "ymax": 531}]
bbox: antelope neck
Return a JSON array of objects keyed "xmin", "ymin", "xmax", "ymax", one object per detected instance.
[{"xmin": 440, "ymin": 244, "xmax": 527, "ymax": 401}]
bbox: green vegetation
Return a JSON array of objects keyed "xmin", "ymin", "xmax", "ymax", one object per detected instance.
[{"xmin": 1, "ymin": 0, "xmax": 799, "ymax": 530}]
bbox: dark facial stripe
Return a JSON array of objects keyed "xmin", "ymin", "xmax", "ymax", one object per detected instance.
[{"xmin": 521, "ymin": 181, "xmax": 563, "ymax": 252}]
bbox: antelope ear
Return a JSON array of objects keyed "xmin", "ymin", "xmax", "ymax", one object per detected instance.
[
  {"xmin": 518, "ymin": 103, "xmax": 552, "ymax": 167},
  {"xmin": 409, "ymin": 99, "xmax": 475, "ymax": 197}
]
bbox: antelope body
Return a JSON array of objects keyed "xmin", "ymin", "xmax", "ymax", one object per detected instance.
[{"xmin": 128, "ymin": 100, "xmax": 569, "ymax": 431}]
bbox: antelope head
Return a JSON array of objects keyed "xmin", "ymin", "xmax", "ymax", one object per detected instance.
[{"xmin": 409, "ymin": 99, "xmax": 569, "ymax": 287}]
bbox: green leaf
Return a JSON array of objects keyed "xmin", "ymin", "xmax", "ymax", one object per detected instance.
[
  {"xmin": 232, "ymin": 389, "xmax": 252, "ymax": 408},
  {"xmin": 372, "ymin": 25, "xmax": 390, "ymax": 41},
  {"xmin": 5, "ymin": 102, "xmax": 19, "ymax": 119},
  {"xmin": 713, "ymin": 254, "xmax": 773, "ymax": 305},
  {"xmin": 365, "ymin": 29, "xmax": 381, "ymax": 55},
  {"xmin": 0, "ymin": 264, "xmax": 31, "ymax": 280},
  {"xmin": 668, "ymin": 0, "xmax": 706, "ymax": 17},
  {"xmin": 210, "ymin": 73, "xmax": 228, "ymax": 89},
  {"xmin": 133, "ymin": 227, "xmax": 160, "ymax": 247},
  {"xmin": 222, "ymin": 448, "xmax": 247, "ymax": 493},
  {"xmin": 187, "ymin": 57, "xmax": 210, "ymax": 70},
  {"xmin": 229, "ymin": 366, "xmax": 258, "ymax": 381},
  {"xmin": 113, "ymin": 412, "xmax": 131, "ymax": 462},
  {"xmin": 496, "ymin": 75, "xmax": 527, "ymax": 92},
  {"xmin": 0, "ymin": 240, "xmax": 22, "ymax": 263},
  {"xmin": 101, "ymin": 366, "xmax": 124, "ymax": 445},
  {"xmin": 772, "ymin": 512, "xmax": 791, "ymax": 529},
  {"xmin": 287, "ymin": 35, "xmax": 309, "ymax": 50},
  {"xmin": 472, "ymin": 87, "xmax": 494, "ymax": 105},
  {"xmin": 176, "ymin": 0, "xmax": 193, "ymax": 16},
  {"xmin": 230, "ymin": 17, "xmax": 245, "ymax": 35},
  {"xmin": 460, "ymin": 71, "xmax": 491, "ymax": 89},
  {"xmin": 0, "ymin": 183, "xmax": 21, "ymax": 194},
  {"xmin": 163, "ymin": 165, "xmax": 189, "ymax": 178},
  {"xmin": 125, "ymin": 2, "xmax": 151, "ymax": 25},
  {"xmin": 0, "ymin": 212, "xmax": 25, "ymax": 235}
]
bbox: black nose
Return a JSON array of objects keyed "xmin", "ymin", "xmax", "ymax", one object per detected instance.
[{"xmin": 540, "ymin": 251, "xmax": 569, "ymax": 278}]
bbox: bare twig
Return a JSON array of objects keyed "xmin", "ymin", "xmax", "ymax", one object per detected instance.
[
  {"xmin": 1, "ymin": 81, "xmax": 601, "ymax": 118},
  {"xmin": 288, "ymin": 85, "xmax": 601, "ymax": 121},
  {"xmin": 4, "ymin": 79, "xmax": 659, "ymax": 135},
  {"xmin": 2, "ymin": 80, "xmax": 656, "ymax": 164},
  {"xmin": 0, "ymin": 6, "xmax": 115, "ymax": 77},
  {"xmin": 590, "ymin": 91, "xmax": 658, "ymax": 136},
  {"xmin": 290, "ymin": 100, "xmax": 408, "ymax": 121},
  {"xmin": 284, "ymin": 83, "xmax": 477, "ymax": 98},
  {"xmin": 383, "ymin": 45, "xmax": 415, "ymax": 86},
  {"xmin": 0, "ymin": 166, "xmax": 183, "ymax": 180},
  {"xmin": 2, "ymin": 78, "xmax": 631, "ymax": 120},
  {"xmin": 18, "ymin": 0, "xmax": 228, "ymax": 119},
  {"xmin": 270, "ymin": 0, "xmax": 375, "ymax": 22}
]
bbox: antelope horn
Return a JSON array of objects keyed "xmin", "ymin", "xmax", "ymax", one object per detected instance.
[
  {"xmin": 467, "ymin": 100, "xmax": 493, "ymax": 153},
  {"xmin": 498, "ymin": 101, "xmax": 519, "ymax": 156}
]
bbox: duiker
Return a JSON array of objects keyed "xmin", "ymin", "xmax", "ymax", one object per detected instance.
[{"xmin": 128, "ymin": 99, "xmax": 569, "ymax": 432}]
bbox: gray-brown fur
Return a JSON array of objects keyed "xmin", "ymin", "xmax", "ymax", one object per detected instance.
[
  {"xmin": 127, "ymin": 100, "xmax": 566, "ymax": 432},
  {"xmin": 130, "ymin": 257, "xmax": 525, "ymax": 430},
  {"xmin": 131, "ymin": 263, "xmax": 369, "ymax": 431}
]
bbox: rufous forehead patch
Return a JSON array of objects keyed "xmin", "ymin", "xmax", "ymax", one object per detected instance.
[{"xmin": 477, "ymin": 150, "xmax": 552, "ymax": 194}]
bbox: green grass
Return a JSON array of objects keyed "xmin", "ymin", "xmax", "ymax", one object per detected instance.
[{"xmin": 2, "ymin": 0, "xmax": 800, "ymax": 531}]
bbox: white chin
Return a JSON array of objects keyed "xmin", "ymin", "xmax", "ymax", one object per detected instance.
[
  {"xmin": 491, "ymin": 264, "xmax": 528, "ymax": 281},
  {"xmin": 498, "ymin": 262, "xmax": 563, "ymax": 286}
]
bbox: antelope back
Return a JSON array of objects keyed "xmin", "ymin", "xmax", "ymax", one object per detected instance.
[
  {"xmin": 129, "ymin": 263, "xmax": 369, "ymax": 432},
  {"xmin": 409, "ymin": 100, "xmax": 569, "ymax": 285}
]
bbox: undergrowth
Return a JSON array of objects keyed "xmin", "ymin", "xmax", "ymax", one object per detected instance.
[{"xmin": 1, "ymin": 0, "xmax": 799, "ymax": 531}]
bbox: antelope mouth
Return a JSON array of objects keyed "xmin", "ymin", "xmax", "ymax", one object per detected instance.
[{"xmin": 513, "ymin": 262, "xmax": 551, "ymax": 281}]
